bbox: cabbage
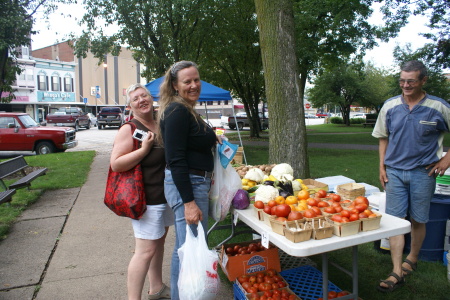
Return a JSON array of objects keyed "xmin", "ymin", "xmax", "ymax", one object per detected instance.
[{"xmin": 232, "ymin": 189, "xmax": 250, "ymax": 210}]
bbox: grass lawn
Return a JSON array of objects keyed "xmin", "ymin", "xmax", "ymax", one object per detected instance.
[{"xmin": 1, "ymin": 123, "xmax": 449, "ymax": 299}]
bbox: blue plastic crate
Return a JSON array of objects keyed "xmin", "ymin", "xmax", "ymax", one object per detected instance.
[
  {"xmin": 233, "ymin": 283, "xmax": 245, "ymax": 300},
  {"xmin": 280, "ymin": 265, "xmax": 341, "ymax": 300}
]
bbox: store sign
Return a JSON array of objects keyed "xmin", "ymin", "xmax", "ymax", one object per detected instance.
[{"xmin": 37, "ymin": 91, "xmax": 75, "ymax": 102}]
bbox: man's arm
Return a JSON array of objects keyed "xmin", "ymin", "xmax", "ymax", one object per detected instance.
[
  {"xmin": 426, "ymin": 151, "xmax": 450, "ymax": 177},
  {"xmin": 379, "ymin": 138, "xmax": 388, "ymax": 189}
]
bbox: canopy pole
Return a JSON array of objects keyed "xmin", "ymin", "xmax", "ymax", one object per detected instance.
[
  {"xmin": 232, "ymin": 104, "xmax": 247, "ymax": 165},
  {"xmin": 204, "ymin": 101, "xmax": 209, "ymax": 122}
]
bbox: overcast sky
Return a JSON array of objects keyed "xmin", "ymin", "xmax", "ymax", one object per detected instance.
[{"xmin": 31, "ymin": 3, "xmax": 435, "ymax": 72}]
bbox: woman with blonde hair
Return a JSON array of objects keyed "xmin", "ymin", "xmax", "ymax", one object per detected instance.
[
  {"xmin": 110, "ymin": 83, "xmax": 173, "ymax": 300},
  {"xmin": 157, "ymin": 61, "xmax": 220, "ymax": 300}
]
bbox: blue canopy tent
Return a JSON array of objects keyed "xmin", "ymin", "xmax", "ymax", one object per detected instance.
[
  {"xmin": 145, "ymin": 76, "xmax": 232, "ymax": 102},
  {"xmin": 145, "ymin": 77, "xmax": 247, "ymax": 164}
]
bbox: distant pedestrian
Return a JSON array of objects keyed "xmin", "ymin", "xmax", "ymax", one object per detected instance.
[
  {"xmin": 373, "ymin": 60, "xmax": 450, "ymax": 293},
  {"xmin": 156, "ymin": 61, "xmax": 221, "ymax": 300},
  {"xmin": 110, "ymin": 83, "xmax": 173, "ymax": 300}
]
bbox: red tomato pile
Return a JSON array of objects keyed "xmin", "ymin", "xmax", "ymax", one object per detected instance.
[
  {"xmin": 225, "ymin": 242, "xmax": 270, "ymax": 256},
  {"xmin": 238, "ymin": 269, "xmax": 297, "ymax": 299},
  {"xmin": 329, "ymin": 196, "xmax": 377, "ymax": 223},
  {"xmin": 316, "ymin": 290, "xmax": 353, "ymax": 299},
  {"xmin": 254, "ymin": 200, "xmax": 304, "ymax": 222}
]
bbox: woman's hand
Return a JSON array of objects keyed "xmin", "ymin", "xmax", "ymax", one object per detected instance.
[
  {"xmin": 141, "ymin": 131, "xmax": 155, "ymax": 152},
  {"xmin": 216, "ymin": 135, "xmax": 223, "ymax": 145},
  {"xmin": 184, "ymin": 201, "xmax": 202, "ymax": 224}
]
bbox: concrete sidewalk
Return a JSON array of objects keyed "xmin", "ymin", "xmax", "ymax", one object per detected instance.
[{"xmin": 0, "ymin": 152, "xmax": 234, "ymax": 300}]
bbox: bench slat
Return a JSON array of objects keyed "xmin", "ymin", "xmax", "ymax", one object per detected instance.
[
  {"xmin": 0, "ymin": 189, "xmax": 16, "ymax": 205},
  {"xmin": 0, "ymin": 156, "xmax": 28, "ymax": 179},
  {"xmin": 9, "ymin": 168, "xmax": 48, "ymax": 190}
]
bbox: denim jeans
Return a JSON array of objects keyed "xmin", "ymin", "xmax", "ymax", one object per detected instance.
[
  {"xmin": 385, "ymin": 166, "xmax": 436, "ymax": 223},
  {"xmin": 164, "ymin": 169, "xmax": 211, "ymax": 300}
]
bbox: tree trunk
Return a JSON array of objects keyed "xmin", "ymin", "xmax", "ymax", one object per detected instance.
[{"xmin": 254, "ymin": 0, "xmax": 309, "ymax": 178}]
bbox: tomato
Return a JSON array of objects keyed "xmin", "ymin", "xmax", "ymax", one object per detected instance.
[
  {"xmin": 354, "ymin": 196, "xmax": 369, "ymax": 206},
  {"xmin": 369, "ymin": 213, "xmax": 378, "ymax": 218},
  {"xmin": 268, "ymin": 200, "xmax": 277, "ymax": 208},
  {"xmin": 334, "ymin": 206, "xmax": 343, "ymax": 213},
  {"xmin": 331, "ymin": 214, "xmax": 342, "ymax": 222},
  {"xmin": 350, "ymin": 208, "xmax": 360, "ymax": 215},
  {"xmin": 248, "ymin": 287, "xmax": 258, "ymax": 293},
  {"xmin": 340, "ymin": 210, "xmax": 350, "ymax": 218},
  {"xmin": 317, "ymin": 201, "xmax": 330, "ymax": 208},
  {"xmin": 249, "ymin": 275, "xmax": 257, "ymax": 284},
  {"xmin": 337, "ymin": 290, "xmax": 351, "ymax": 297},
  {"xmin": 316, "ymin": 189, "xmax": 328, "ymax": 198},
  {"xmin": 285, "ymin": 195, "xmax": 298, "ymax": 205},
  {"xmin": 331, "ymin": 202, "xmax": 342, "ymax": 208},
  {"xmin": 364, "ymin": 209, "xmax": 373, "ymax": 217},
  {"xmin": 226, "ymin": 247, "xmax": 234, "ymax": 255},
  {"xmin": 234, "ymin": 245, "xmax": 241, "ymax": 252},
  {"xmin": 271, "ymin": 206, "xmax": 278, "ymax": 215},
  {"xmin": 257, "ymin": 272, "xmax": 266, "ymax": 278},
  {"xmin": 297, "ymin": 189, "xmax": 310, "ymax": 200},
  {"xmin": 288, "ymin": 295, "xmax": 297, "ymax": 300},
  {"xmin": 277, "ymin": 281, "xmax": 287, "ymax": 288},
  {"xmin": 272, "ymin": 275, "xmax": 282, "ymax": 282},
  {"xmin": 276, "ymin": 217, "xmax": 287, "ymax": 222},
  {"xmin": 359, "ymin": 212, "xmax": 368, "ymax": 219},
  {"xmin": 254, "ymin": 200, "xmax": 265, "ymax": 209},
  {"xmin": 275, "ymin": 196, "xmax": 286, "ymax": 205},
  {"xmin": 303, "ymin": 209, "xmax": 317, "ymax": 218},
  {"xmin": 330, "ymin": 193, "xmax": 341, "ymax": 202},
  {"xmin": 306, "ymin": 198, "xmax": 318, "ymax": 206},
  {"xmin": 275, "ymin": 204, "xmax": 291, "ymax": 218},
  {"xmin": 242, "ymin": 281, "xmax": 252, "ymax": 291},
  {"xmin": 342, "ymin": 199, "xmax": 351, "ymax": 204},
  {"xmin": 341, "ymin": 216, "xmax": 349, "ymax": 223},
  {"xmin": 287, "ymin": 211, "xmax": 304, "ymax": 221},
  {"xmin": 264, "ymin": 276, "xmax": 274, "ymax": 284},
  {"xmin": 263, "ymin": 205, "xmax": 272, "ymax": 215},
  {"xmin": 355, "ymin": 203, "xmax": 368, "ymax": 212},
  {"xmin": 259, "ymin": 296, "xmax": 268, "ymax": 300},
  {"xmin": 266, "ymin": 269, "xmax": 276, "ymax": 277},
  {"xmin": 237, "ymin": 275, "xmax": 249, "ymax": 284},
  {"xmin": 324, "ymin": 206, "xmax": 336, "ymax": 214},
  {"xmin": 328, "ymin": 291, "xmax": 337, "ymax": 299},
  {"xmin": 264, "ymin": 290, "xmax": 274, "ymax": 297},
  {"xmin": 349, "ymin": 213, "xmax": 360, "ymax": 221},
  {"xmin": 311, "ymin": 206, "xmax": 322, "ymax": 215},
  {"xmin": 247, "ymin": 292, "xmax": 259, "ymax": 300}
]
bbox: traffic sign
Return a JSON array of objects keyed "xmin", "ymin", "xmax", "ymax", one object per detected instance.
[
  {"xmin": 83, "ymin": 98, "xmax": 88, "ymax": 104},
  {"xmin": 305, "ymin": 103, "xmax": 311, "ymax": 109}
]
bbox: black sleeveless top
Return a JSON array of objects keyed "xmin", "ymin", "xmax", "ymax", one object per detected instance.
[{"xmin": 131, "ymin": 119, "xmax": 166, "ymax": 205}]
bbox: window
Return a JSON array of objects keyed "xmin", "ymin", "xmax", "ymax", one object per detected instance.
[
  {"xmin": 0, "ymin": 117, "xmax": 16, "ymax": 128},
  {"xmin": 64, "ymin": 74, "xmax": 73, "ymax": 92},
  {"xmin": 51, "ymin": 73, "xmax": 60, "ymax": 91},
  {"xmin": 37, "ymin": 74, "xmax": 47, "ymax": 91}
]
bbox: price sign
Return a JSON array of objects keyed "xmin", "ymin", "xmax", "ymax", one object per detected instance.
[{"xmin": 261, "ymin": 231, "xmax": 270, "ymax": 249}]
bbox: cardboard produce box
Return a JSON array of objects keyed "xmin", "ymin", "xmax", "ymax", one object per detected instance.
[
  {"xmin": 219, "ymin": 240, "xmax": 281, "ymax": 281},
  {"xmin": 302, "ymin": 179, "xmax": 328, "ymax": 194}
]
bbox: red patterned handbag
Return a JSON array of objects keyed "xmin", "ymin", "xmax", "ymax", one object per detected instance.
[{"xmin": 104, "ymin": 122, "xmax": 147, "ymax": 219}]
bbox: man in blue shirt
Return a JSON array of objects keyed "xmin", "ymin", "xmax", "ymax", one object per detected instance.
[{"xmin": 372, "ymin": 60, "xmax": 450, "ymax": 292}]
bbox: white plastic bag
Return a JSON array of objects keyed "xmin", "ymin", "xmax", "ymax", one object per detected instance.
[
  {"xmin": 178, "ymin": 223, "xmax": 220, "ymax": 300},
  {"xmin": 209, "ymin": 146, "xmax": 242, "ymax": 221}
]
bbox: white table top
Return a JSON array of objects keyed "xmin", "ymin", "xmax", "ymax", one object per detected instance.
[{"xmin": 235, "ymin": 208, "xmax": 411, "ymax": 257}]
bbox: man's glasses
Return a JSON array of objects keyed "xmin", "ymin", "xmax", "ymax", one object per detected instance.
[{"xmin": 399, "ymin": 79, "xmax": 420, "ymax": 86}]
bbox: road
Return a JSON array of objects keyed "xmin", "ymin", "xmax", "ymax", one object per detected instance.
[{"xmin": 0, "ymin": 118, "xmax": 325, "ymax": 158}]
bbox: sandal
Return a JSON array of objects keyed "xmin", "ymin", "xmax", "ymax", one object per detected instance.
[
  {"xmin": 377, "ymin": 272, "xmax": 405, "ymax": 293},
  {"xmin": 402, "ymin": 258, "xmax": 417, "ymax": 276},
  {"xmin": 148, "ymin": 284, "xmax": 171, "ymax": 300}
]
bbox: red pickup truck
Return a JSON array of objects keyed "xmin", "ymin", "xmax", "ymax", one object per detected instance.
[
  {"xmin": 0, "ymin": 113, "xmax": 78, "ymax": 154},
  {"xmin": 46, "ymin": 107, "xmax": 91, "ymax": 131}
]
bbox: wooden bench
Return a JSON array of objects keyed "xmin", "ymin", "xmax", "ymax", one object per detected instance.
[
  {"xmin": 0, "ymin": 189, "xmax": 16, "ymax": 205},
  {"xmin": 362, "ymin": 114, "xmax": 378, "ymax": 128},
  {"xmin": 362, "ymin": 119, "xmax": 376, "ymax": 128},
  {"xmin": 0, "ymin": 155, "xmax": 48, "ymax": 191}
]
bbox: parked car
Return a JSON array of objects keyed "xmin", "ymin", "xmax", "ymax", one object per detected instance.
[
  {"xmin": 97, "ymin": 107, "xmax": 124, "ymax": 129},
  {"xmin": 351, "ymin": 113, "xmax": 367, "ymax": 119},
  {"xmin": 46, "ymin": 107, "xmax": 91, "ymax": 131},
  {"xmin": 304, "ymin": 113, "xmax": 317, "ymax": 119},
  {"xmin": 87, "ymin": 113, "xmax": 97, "ymax": 127},
  {"xmin": 0, "ymin": 112, "xmax": 78, "ymax": 154},
  {"xmin": 221, "ymin": 112, "xmax": 269, "ymax": 130},
  {"xmin": 316, "ymin": 112, "xmax": 331, "ymax": 118}
]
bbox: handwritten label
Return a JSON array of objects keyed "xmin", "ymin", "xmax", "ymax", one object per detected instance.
[{"xmin": 261, "ymin": 231, "xmax": 269, "ymax": 249}]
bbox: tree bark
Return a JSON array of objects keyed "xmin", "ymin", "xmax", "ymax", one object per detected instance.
[{"xmin": 254, "ymin": 0, "xmax": 309, "ymax": 178}]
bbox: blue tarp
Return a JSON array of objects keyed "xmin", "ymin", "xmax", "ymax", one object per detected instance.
[{"xmin": 145, "ymin": 76, "xmax": 232, "ymax": 101}]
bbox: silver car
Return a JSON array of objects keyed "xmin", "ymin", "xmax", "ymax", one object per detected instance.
[{"xmin": 87, "ymin": 113, "xmax": 98, "ymax": 127}]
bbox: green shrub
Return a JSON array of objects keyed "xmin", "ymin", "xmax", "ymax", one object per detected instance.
[
  {"xmin": 350, "ymin": 118, "xmax": 365, "ymax": 124},
  {"xmin": 330, "ymin": 117, "xmax": 343, "ymax": 124}
]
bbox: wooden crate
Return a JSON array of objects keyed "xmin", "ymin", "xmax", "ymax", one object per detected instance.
[{"xmin": 232, "ymin": 147, "xmax": 244, "ymax": 164}]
